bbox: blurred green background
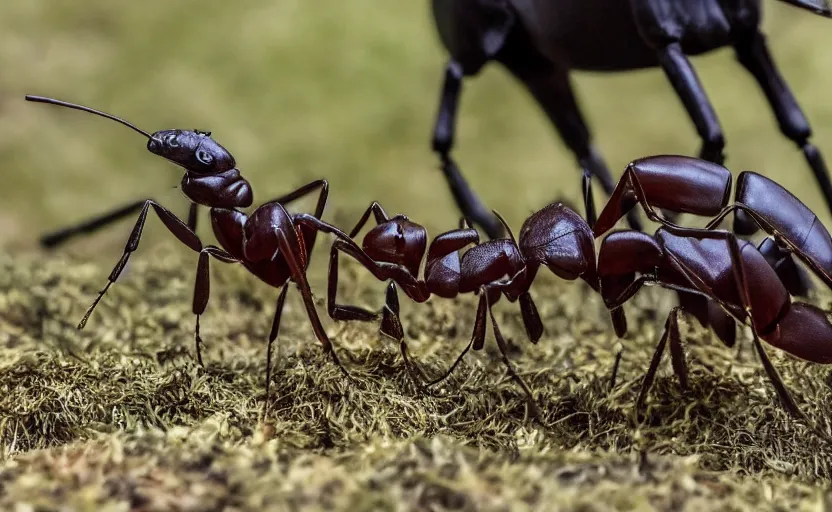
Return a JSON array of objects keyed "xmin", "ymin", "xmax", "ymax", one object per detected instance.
[{"xmin": 2, "ymin": 0, "xmax": 831, "ymax": 256}]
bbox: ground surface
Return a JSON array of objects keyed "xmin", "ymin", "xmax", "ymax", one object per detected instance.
[
  {"xmin": 4, "ymin": 1, "xmax": 832, "ymax": 510},
  {"xmin": 2, "ymin": 248, "xmax": 832, "ymax": 510}
]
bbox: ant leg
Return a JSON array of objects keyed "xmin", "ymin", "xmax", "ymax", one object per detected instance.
[
  {"xmin": 78, "ymin": 200, "xmax": 203, "ymax": 330},
  {"xmin": 425, "ymin": 291, "xmax": 487, "ymax": 387},
  {"xmin": 261, "ymin": 179, "xmax": 329, "ymax": 216},
  {"xmin": 328, "ymin": 242, "xmax": 381, "ymax": 322},
  {"xmin": 295, "ymin": 214, "xmax": 426, "ymax": 297},
  {"xmin": 263, "ymin": 284, "xmax": 289, "ymax": 420},
  {"xmin": 40, "ymin": 199, "xmax": 147, "ymax": 248},
  {"xmin": 610, "ymin": 307, "xmax": 628, "ymax": 338},
  {"xmin": 499, "ymin": 49, "xmax": 641, "ymax": 231},
  {"xmin": 380, "ymin": 282, "xmax": 405, "ymax": 342},
  {"xmin": 192, "ymin": 246, "xmax": 240, "ymax": 366},
  {"xmin": 486, "ymin": 292, "xmax": 543, "ymax": 423},
  {"xmin": 518, "ymin": 292, "xmax": 543, "ymax": 343},
  {"xmin": 581, "ymin": 170, "xmax": 598, "ymax": 228},
  {"xmin": 757, "ymin": 237, "xmax": 813, "ymax": 298},
  {"xmin": 326, "ymin": 201, "xmax": 393, "ymax": 322},
  {"xmin": 433, "ymin": 59, "xmax": 504, "ymax": 239},
  {"xmin": 380, "ymin": 282, "xmax": 429, "ymax": 388},
  {"xmin": 274, "ymin": 228, "xmax": 353, "ymax": 379},
  {"xmin": 346, "ymin": 201, "xmax": 390, "ymax": 238},
  {"xmin": 666, "ymin": 308, "xmax": 689, "ymax": 391},
  {"xmin": 734, "ymin": 29, "xmax": 832, "ymax": 229},
  {"xmin": 656, "ymin": 42, "xmax": 725, "ymax": 164},
  {"xmin": 187, "ymin": 203, "xmax": 199, "ymax": 232},
  {"xmin": 609, "ymin": 349, "xmax": 624, "ymax": 391},
  {"xmin": 261, "ymin": 180, "xmax": 330, "ymax": 263},
  {"xmin": 635, "ymin": 318, "xmax": 670, "ymax": 416}
]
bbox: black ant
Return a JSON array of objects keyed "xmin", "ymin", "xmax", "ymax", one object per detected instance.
[{"xmin": 26, "ymin": 95, "xmax": 369, "ymax": 412}]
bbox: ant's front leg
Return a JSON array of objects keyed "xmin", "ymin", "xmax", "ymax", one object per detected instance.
[
  {"xmin": 192, "ymin": 246, "xmax": 240, "ymax": 366},
  {"xmin": 328, "ymin": 242, "xmax": 382, "ymax": 323},
  {"xmin": 326, "ymin": 201, "xmax": 394, "ymax": 322},
  {"xmin": 78, "ymin": 199, "xmax": 204, "ymax": 330}
]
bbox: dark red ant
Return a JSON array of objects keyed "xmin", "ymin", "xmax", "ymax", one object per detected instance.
[
  {"xmin": 592, "ymin": 155, "xmax": 832, "ymax": 432},
  {"xmin": 26, "ymin": 95, "xmax": 368, "ymax": 410},
  {"xmin": 321, "ymin": 199, "xmax": 598, "ymax": 418}
]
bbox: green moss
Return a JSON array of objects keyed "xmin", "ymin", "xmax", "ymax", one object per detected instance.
[{"xmin": 2, "ymin": 249, "xmax": 832, "ymax": 509}]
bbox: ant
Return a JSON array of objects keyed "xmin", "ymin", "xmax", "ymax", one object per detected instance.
[
  {"xmin": 26, "ymin": 95, "xmax": 370, "ymax": 413},
  {"xmin": 322, "ymin": 199, "xmax": 598, "ymax": 420},
  {"xmin": 593, "ymin": 155, "xmax": 832, "ymax": 436}
]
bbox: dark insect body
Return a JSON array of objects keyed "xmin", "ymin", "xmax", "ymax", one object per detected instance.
[
  {"xmin": 325, "ymin": 199, "xmax": 598, "ymax": 419},
  {"xmin": 328, "ymin": 154, "xmax": 832, "ymax": 435},
  {"xmin": 429, "ymin": 0, "xmax": 832, "ymax": 239},
  {"xmin": 28, "ymin": 95, "xmax": 832, "ymax": 437},
  {"xmin": 25, "ymin": 95, "xmax": 374, "ymax": 414},
  {"xmin": 593, "ymin": 155, "xmax": 832, "ymax": 436}
]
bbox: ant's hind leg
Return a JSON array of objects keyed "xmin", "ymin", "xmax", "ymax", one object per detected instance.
[{"xmin": 328, "ymin": 242, "xmax": 380, "ymax": 323}]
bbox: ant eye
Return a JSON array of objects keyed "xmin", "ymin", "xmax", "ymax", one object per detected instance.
[{"xmin": 197, "ymin": 150, "xmax": 214, "ymax": 165}]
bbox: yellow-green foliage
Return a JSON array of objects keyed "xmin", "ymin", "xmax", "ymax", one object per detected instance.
[{"xmin": 2, "ymin": 251, "xmax": 832, "ymax": 509}]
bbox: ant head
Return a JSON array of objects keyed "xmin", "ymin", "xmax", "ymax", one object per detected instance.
[
  {"xmin": 148, "ymin": 129, "xmax": 236, "ymax": 174},
  {"xmin": 24, "ymin": 95, "xmax": 240, "ymax": 176}
]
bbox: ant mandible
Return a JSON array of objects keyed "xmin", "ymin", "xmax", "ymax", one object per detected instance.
[{"xmin": 26, "ymin": 95, "xmax": 368, "ymax": 411}]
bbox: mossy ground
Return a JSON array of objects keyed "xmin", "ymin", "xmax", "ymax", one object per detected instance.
[
  {"xmin": 3, "ymin": 245, "xmax": 832, "ymax": 510},
  {"xmin": 3, "ymin": 1, "xmax": 832, "ymax": 509}
]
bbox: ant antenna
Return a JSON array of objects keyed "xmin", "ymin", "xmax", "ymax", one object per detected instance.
[
  {"xmin": 492, "ymin": 210, "xmax": 516, "ymax": 243},
  {"xmin": 25, "ymin": 95, "xmax": 152, "ymax": 139}
]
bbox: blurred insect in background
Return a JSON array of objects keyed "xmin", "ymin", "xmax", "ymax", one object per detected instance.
[{"xmin": 429, "ymin": 0, "xmax": 832, "ymax": 239}]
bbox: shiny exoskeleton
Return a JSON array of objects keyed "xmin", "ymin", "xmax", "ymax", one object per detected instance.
[
  {"xmin": 324, "ymin": 199, "xmax": 597, "ymax": 419},
  {"xmin": 26, "ymin": 95, "xmax": 368, "ymax": 414},
  {"xmin": 430, "ymin": 0, "xmax": 832, "ymax": 239},
  {"xmin": 593, "ymin": 155, "xmax": 832, "ymax": 437}
]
